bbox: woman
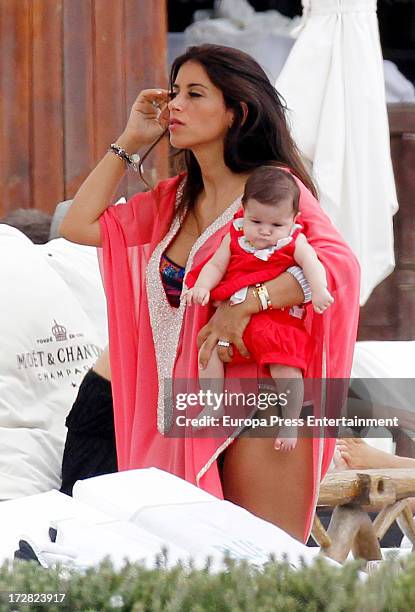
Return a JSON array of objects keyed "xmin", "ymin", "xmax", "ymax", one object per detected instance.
[{"xmin": 60, "ymin": 44, "xmax": 359, "ymax": 543}]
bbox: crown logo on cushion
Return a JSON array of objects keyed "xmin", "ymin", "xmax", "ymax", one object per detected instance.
[{"xmin": 52, "ymin": 320, "xmax": 67, "ymax": 342}]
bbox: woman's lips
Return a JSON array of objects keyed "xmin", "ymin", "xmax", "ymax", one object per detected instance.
[{"xmin": 169, "ymin": 119, "xmax": 185, "ymax": 130}]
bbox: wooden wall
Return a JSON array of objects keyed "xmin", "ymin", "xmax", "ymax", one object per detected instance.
[
  {"xmin": 358, "ymin": 103, "xmax": 415, "ymax": 341},
  {"xmin": 0, "ymin": 0, "xmax": 168, "ymax": 217}
]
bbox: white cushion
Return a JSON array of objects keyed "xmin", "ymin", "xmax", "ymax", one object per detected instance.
[
  {"xmin": 74, "ymin": 468, "xmax": 324, "ymax": 570},
  {"xmin": 0, "ymin": 226, "xmax": 105, "ymax": 499},
  {"xmin": 73, "ymin": 467, "xmax": 215, "ymax": 521},
  {"xmin": 351, "ymin": 341, "xmax": 415, "ymax": 447},
  {"xmin": 0, "ymin": 490, "xmax": 108, "ymax": 564},
  {"xmin": 36, "ymin": 238, "xmax": 108, "ymax": 347},
  {"xmin": 352, "ymin": 341, "xmax": 415, "ymax": 379}
]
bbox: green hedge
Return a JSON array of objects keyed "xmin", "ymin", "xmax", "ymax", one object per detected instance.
[{"xmin": 1, "ymin": 552, "xmax": 415, "ymax": 612}]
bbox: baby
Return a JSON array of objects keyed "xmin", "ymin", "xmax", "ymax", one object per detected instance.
[{"xmin": 182, "ymin": 166, "xmax": 333, "ymax": 450}]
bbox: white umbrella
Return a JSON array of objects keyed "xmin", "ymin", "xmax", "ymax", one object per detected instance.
[{"xmin": 277, "ymin": 0, "xmax": 398, "ymax": 304}]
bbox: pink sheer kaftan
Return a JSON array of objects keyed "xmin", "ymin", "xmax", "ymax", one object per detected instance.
[{"xmin": 99, "ymin": 172, "xmax": 360, "ymax": 542}]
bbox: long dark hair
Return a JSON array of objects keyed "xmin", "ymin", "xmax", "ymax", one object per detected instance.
[{"xmin": 142, "ymin": 44, "xmax": 317, "ymax": 212}]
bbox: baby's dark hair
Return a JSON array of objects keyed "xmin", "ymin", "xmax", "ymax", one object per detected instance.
[{"xmin": 242, "ymin": 166, "xmax": 300, "ymax": 214}]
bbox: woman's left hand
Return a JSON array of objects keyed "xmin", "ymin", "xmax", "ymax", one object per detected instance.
[{"xmin": 197, "ymin": 300, "xmax": 253, "ymax": 368}]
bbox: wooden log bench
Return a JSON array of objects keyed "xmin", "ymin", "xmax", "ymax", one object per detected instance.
[{"xmin": 311, "ymin": 469, "xmax": 415, "ymax": 563}]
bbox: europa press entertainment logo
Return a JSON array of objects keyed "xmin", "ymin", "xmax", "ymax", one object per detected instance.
[{"xmin": 51, "ymin": 320, "xmax": 67, "ymax": 342}]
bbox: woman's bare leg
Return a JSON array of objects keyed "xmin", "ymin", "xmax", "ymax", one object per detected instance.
[
  {"xmin": 221, "ymin": 434, "xmax": 314, "ymax": 542},
  {"xmin": 93, "ymin": 345, "xmax": 111, "ymax": 381}
]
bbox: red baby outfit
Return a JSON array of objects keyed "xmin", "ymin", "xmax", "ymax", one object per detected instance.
[{"xmin": 186, "ymin": 210, "xmax": 313, "ymax": 373}]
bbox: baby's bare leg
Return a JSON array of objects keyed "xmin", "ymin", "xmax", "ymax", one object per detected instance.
[
  {"xmin": 269, "ymin": 364, "xmax": 303, "ymax": 451},
  {"xmin": 196, "ymin": 344, "xmax": 225, "ymax": 423}
]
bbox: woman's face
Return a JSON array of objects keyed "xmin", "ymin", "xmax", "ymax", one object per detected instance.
[{"xmin": 167, "ymin": 61, "xmax": 234, "ymax": 150}]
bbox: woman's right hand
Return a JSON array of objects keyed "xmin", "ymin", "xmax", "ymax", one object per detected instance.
[
  {"xmin": 60, "ymin": 88, "xmax": 170, "ymax": 247},
  {"xmin": 118, "ymin": 88, "xmax": 170, "ymax": 152}
]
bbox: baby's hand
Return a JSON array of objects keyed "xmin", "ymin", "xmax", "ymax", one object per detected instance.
[
  {"xmin": 312, "ymin": 287, "xmax": 334, "ymax": 314},
  {"xmin": 181, "ymin": 287, "xmax": 210, "ymax": 306}
]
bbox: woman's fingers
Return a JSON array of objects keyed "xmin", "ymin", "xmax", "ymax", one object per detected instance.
[
  {"xmin": 216, "ymin": 346, "xmax": 233, "ymax": 363},
  {"xmin": 197, "ymin": 324, "xmax": 211, "ymax": 350},
  {"xmin": 134, "ymin": 90, "xmax": 170, "ymax": 126},
  {"xmin": 196, "ymin": 300, "xmax": 252, "ymax": 362},
  {"xmin": 198, "ymin": 336, "xmax": 218, "ymax": 369},
  {"xmin": 123, "ymin": 88, "xmax": 170, "ymax": 146},
  {"xmin": 231, "ymin": 335, "xmax": 250, "ymax": 359},
  {"xmin": 138, "ymin": 88, "xmax": 169, "ymax": 107},
  {"xmin": 202, "ymin": 340, "xmax": 233, "ymax": 366}
]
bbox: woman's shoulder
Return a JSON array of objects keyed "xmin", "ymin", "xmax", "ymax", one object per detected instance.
[
  {"xmin": 102, "ymin": 174, "xmax": 187, "ymax": 247},
  {"xmin": 154, "ymin": 173, "xmax": 186, "ymax": 196},
  {"xmin": 127, "ymin": 173, "xmax": 186, "ymax": 202}
]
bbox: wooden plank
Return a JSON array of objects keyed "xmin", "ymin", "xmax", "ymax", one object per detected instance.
[
  {"xmin": 357, "ymin": 326, "xmax": 397, "ymax": 341},
  {"xmin": 358, "ymin": 275, "xmax": 396, "ymax": 331},
  {"xmin": 0, "ymin": 0, "xmax": 32, "ymax": 216},
  {"xmin": 388, "ymin": 103, "xmax": 415, "ymax": 135},
  {"xmin": 317, "ymin": 505, "xmax": 383, "ymax": 564},
  {"xmin": 125, "ymin": 0, "xmax": 168, "ymax": 197},
  {"xmin": 93, "ymin": 0, "xmax": 125, "ymax": 159},
  {"xmin": 63, "ymin": 0, "xmax": 95, "ymax": 198},
  {"xmin": 125, "ymin": 0, "xmax": 167, "ymax": 102},
  {"xmin": 93, "ymin": 0, "xmax": 127, "ymax": 199},
  {"xmin": 32, "ymin": 0, "xmax": 64, "ymax": 214},
  {"xmin": 311, "ymin": 515, "xmax": 331, "ymax": 548},
  {"xmin": 396, "ymin": 504, "xmax": 415, "ymax": 549},
  {"xmin": 326, "ymin": 506, "xmax": 382, "ymax": 563},
  {"xmin": 373, "ymin": 499, "xmax": 411, "ymax": 540},
  {"xmin": 319, "ymin": 469, "xmax": 415, "ymax": 508},
  {"xmin": 396, "ymin": 135, "xmax": 415, "ymax": 268},
  {"xmin": 359, "ymin": 107, "xmax": 415, "ymax": 341},
  {"xmin": 394, "ymin": 131, "xmax": 415, "ymax": 340}
]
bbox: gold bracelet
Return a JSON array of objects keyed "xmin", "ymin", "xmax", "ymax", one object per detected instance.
[
  {"xmin": 255, "ymin": 283, "xmax": 272, "ymax": 311},
  {"xmin": 259, "ymin": 284, "xmax": 273, "ymax": 309},
  {"xmin": 252, "ymin": 286, "xmax": 262, "ymax": 311}
]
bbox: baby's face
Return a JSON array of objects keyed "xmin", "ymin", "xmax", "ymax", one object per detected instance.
[{"xmin": 242, "ymin": 198, "xmax": 295, "ymax": 249}]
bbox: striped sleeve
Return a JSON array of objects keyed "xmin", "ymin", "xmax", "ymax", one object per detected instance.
[{"xmin": 286, "ymin": 266, "xmax": 312, "ymax": 303}]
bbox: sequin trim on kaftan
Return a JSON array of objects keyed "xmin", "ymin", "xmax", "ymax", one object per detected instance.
[{"xmin": 145, "ymin": 182, "xmax": 242, "ymax": 434}]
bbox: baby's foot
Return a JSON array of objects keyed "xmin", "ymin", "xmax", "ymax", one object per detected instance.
[{"xmin": 274, "ymin": 429, "xmax": 297, "ymax": 451}]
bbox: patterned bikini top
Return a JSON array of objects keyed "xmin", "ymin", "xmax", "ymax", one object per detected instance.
[{"xmin": 160, "ymin": 253, "xmax": 185, "ymax": 308}]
